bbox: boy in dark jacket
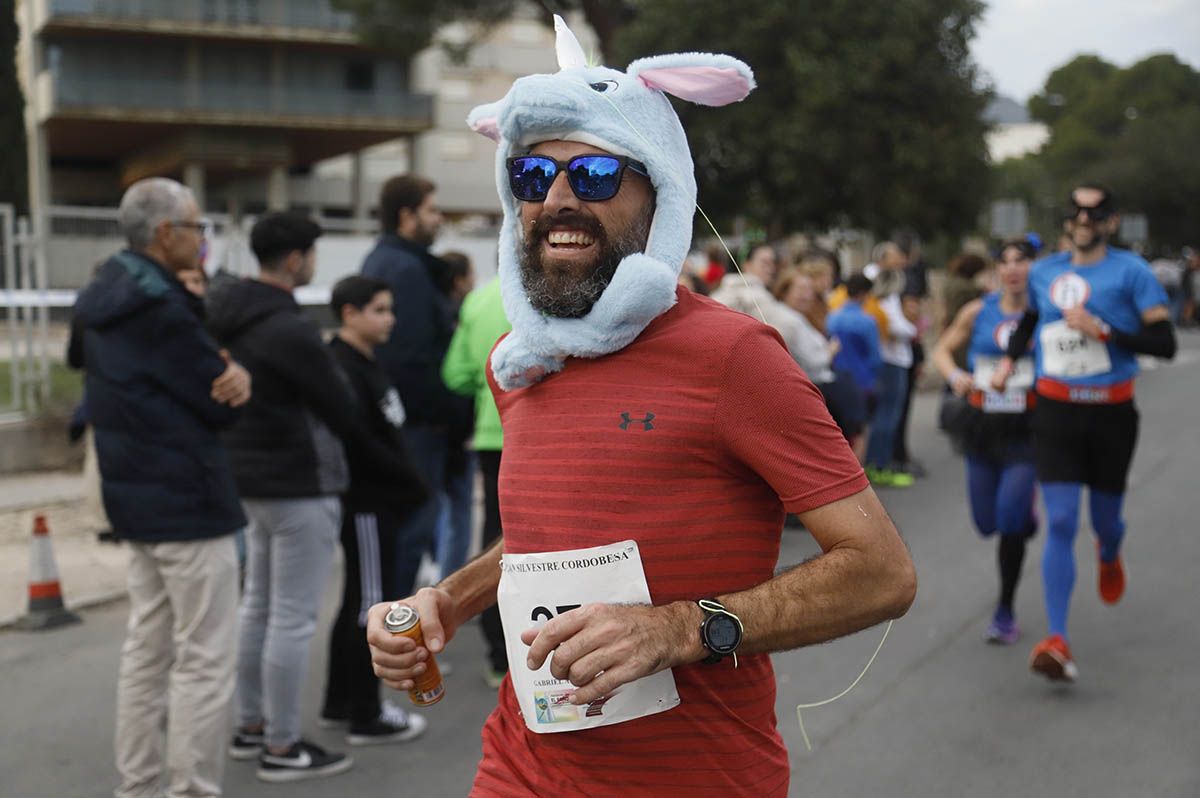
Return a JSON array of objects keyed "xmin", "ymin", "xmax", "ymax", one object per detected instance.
[
  {"xmin": 209, "ymin": 213, "xmax": 420, "ymax": 782},
  {"xmin": 74, "ymin": 177, "xmax": 250, "ymax": 798},
  {"xmin": 319, "ymin": 275, "xmax": 429, "ymax": 744}
]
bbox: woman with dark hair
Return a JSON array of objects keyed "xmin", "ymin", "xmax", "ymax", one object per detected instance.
[
  {"xmin": 931, "ymin": 238, "xmax": 1039, "ymax": 644},
  {"xmin": 774, "ymin": 269, "xmax": 865, "ymax": 449}
]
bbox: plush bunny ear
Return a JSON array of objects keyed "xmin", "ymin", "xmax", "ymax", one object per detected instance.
[
  {"xmin": 467, "ymin": 102, "xmax": 502, "ymax": 142},
  {"xmin": 627, "ymin": 53, "xmax": 755, "ymax": 107},
  {"xmin": 554, "ymin": 14, "xmax": 588, "ymax": 70}
]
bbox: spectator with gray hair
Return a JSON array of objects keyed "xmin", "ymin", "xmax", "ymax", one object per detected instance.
[{"xmin": 72, "ymin": 176, "xmax": 252, "ymax": 798}]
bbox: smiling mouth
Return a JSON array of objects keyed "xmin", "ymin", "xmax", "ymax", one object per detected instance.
[{"xmin": 545, "ymin": 230, "xmax": 596, "ymax": 250}]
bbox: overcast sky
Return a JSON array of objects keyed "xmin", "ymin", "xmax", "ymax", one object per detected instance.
[{"xmin": 972, "ymin": 0, "xmax": 1200, "ymax": 101}]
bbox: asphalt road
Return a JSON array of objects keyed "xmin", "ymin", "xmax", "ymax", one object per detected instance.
[{"xmin": 3, "ymin": 335, "xmax": 1199, "ymax": 798}]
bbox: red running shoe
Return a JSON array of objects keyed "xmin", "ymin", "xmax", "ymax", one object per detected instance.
[
  {"xmin": 1099, "ymin": 549, "xmax": 1125, "ymax": 605},
  {"xmin": 1030, "ymin": 634, "xmax": 1078, "ymax": 683}
]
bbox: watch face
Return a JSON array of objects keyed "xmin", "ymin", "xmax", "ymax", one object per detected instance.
[{"xmin": 706, "ymin": 614, "xmax": 741, "ymax": 653}]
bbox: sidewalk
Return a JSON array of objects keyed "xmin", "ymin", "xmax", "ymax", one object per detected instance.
[{"xmin": 0, "ymin": 470, "xmax": 127, "ymax": 627}]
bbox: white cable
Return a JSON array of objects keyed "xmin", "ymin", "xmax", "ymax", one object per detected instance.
[{"xmin": 795, "ymin": 619, "xmax": 893, "ymax": 751}]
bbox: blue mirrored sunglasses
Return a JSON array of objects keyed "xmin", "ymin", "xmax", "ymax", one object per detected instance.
[{"xmin": 507, "ymin": 154, "xmax": 649, "ymax": 203}]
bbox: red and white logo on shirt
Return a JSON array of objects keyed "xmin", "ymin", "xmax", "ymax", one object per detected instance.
[
  {"xmin": 993, "ymin": 319, "xmax": 1019, "ymax": 351},
  {"xmin": 1049, "ymin": 273, "xmax": 1091, "ymax": 310}
]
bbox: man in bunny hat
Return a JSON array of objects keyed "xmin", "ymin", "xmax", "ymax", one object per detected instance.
[{"xmin": 368, "ymin": 17, "xmax": 915, "ymax": 795}]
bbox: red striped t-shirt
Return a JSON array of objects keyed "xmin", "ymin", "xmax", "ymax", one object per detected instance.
[{"xmin": 474, "ymin": 286, "xmax": 867, "ymax": 797}]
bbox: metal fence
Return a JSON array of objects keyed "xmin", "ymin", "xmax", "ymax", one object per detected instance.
[
  {"xmin": 0, "ymin": 205, "xmax": 51, "ymax": 419},
  {"xmin": 41, "ymin": 204, "xmax": 500, "ymax": 292}
]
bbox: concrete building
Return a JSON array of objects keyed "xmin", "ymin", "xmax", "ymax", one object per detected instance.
[
  {"xmin": 17, "ymin": 0, "xmax": 434, "ymax": 222},
  {"xmin": 984, "ymin": 95, "xmax": 1049, "ymax": 163},
  {"xmin": 12, "ymin": 3, "xmax": 597, "ymax": 288},
  {"xmin": 314, "ymin": 6, "xmax": 584, "ymax": 225}
]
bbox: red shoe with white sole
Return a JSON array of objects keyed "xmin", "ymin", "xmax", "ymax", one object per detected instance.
[{"xmin": 1030, "ymin": 634, "xmax": 1078, "ymax": 683}]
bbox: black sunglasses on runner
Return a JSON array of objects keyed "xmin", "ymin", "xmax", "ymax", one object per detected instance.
[
  {"xmin": 507, "ymin": 154, "xmax": 650, "ymax": 203},
  {"xmin": 1065, "ymin": 203, "xmax": 1113, "ymax": 223}
]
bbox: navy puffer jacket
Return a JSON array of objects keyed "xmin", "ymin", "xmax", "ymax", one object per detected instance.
[{"xmin": 73, "ymin": 251, "xmax": 245, "ymax": 542}]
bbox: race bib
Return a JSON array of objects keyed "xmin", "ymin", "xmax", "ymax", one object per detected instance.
[
  {"xmin": 982, "ymin": 390, "xmax": 1027, "ymax": 413},
  {"xmin": 973, "ymin": 356, "xmax": 1034, "ymax": 391},
  {"xmin": 973, "ymin": 356, "xmax": 1032, "ymax": 414},
  {"xmin": 496, "ymin": 540, "xmax": 680, "ymax": 734},
  {"xmin": 1040, "ymin": 320, "xmax": 1111, "ymax": 378}
]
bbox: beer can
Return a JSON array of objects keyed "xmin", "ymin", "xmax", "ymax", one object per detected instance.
[{"xmin": 384, "ymin": 602, "xmax": 445, "ymax": 706}]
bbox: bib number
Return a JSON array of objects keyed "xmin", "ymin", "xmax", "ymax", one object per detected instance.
[
  {"xmin": 973, "ymin": 356, "xmax": 1032, "ymax": 412},
  {"xmin": 496, "ymin": 540, "xmax": 680, "ymax": 734},
  {"xmin": 1040, "ymin": 320, "xmax": 1111, "ymax": 378},
  {"xmin": 982, "ymin": 390, "xmax": 1027, "ymax": 413},
  {"xmin": 973, "ymin": 356, "xmax": 1033, "ymax": 391}
]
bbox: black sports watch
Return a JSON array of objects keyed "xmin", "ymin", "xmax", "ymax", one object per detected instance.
[{"xmin": 697, "ymin": 598, "xmax": 744, "ymax": 666}]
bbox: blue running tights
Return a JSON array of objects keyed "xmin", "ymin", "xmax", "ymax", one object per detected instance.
[
  {"xmin": 1041, "ymin": 483, "xmax": 1126, "ymax": 639},
  {"xmin": 966, "ymin": 456, "xmax": 1037, "ymax": 612},
  {"xmin": 965, "ymin": 456, "xmax": 1037, "ymax": 538}
]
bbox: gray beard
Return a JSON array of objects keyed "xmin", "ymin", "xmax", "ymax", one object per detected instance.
[{"xmin": 518, "ymin": 215, "xmax": 652, "ymax": 318}]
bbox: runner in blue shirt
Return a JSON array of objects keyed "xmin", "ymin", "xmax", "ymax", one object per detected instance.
[
  {"xmin": 992, "ymin": 184, "xmax": 1176, "ymax": 682},
  {"xmin": 932, "ymin": 238, "xmax": 1038, "ymax": 645}
]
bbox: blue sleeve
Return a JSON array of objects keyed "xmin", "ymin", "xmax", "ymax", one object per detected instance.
[
  {"xmin": 864, "ymin": 317, "xmax": 882, "ymax": 372},
  {"xmin": 1129, "ymin": 259, "xmax": 1169, "ymax": 314},
  {"xmin": 826, "ymin": 313, "xmax": 843, "ymax": 339}
]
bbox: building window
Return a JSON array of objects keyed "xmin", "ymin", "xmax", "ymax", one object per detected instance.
[{"xmin": 346, "ymin": 60, "xmax": 375, "ymax": 91}]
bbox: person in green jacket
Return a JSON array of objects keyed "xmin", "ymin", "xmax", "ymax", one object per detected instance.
[{"xmin": 440, "ymin": 276, "xmax": 512, "ymax": 688}]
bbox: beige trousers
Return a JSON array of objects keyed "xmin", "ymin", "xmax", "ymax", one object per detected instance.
[{"xmin": 114, "ymin": 536, "xmax": 238, "ymax": 798}]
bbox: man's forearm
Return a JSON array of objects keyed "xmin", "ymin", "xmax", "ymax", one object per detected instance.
[
  {"xmin": 438, "ymin": 538, "xmax": 504, "ymax": 628},
  {"xmin": 668, "ymin": 490, "xmax": 916, "ymax": 663},
  {"xmin": 721, "ymin": 545, "xmax": 912, "ymax": 657}
]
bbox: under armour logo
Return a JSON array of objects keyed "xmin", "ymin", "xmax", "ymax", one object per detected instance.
[
  {"xmin": 585, "ymin": 695, "xmax": 614, "ymax": 717},
  {"xmin": 619, "ymin": 412, "xmax": 655, "ymax": 431}
]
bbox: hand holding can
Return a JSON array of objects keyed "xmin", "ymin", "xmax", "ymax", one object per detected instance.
[{"xmin": 385, "ymin": 603, "xmax": 445, "ymax": 706}]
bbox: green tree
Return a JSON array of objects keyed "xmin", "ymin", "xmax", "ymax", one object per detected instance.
[
  {"xmin": 1091, "ymin": 105, "xmax": 1200, "ymax": 248},
  {"xmin": 341, "ymin": 0, "xmax": 992, "ymax": 239},
  {"xmin": 1, "ymin": 0, "xmax": 28, "ymax": 215},
  {"xmin": 1004, "ymin": 53, "xmax": 1200, "ymax": 248},
  {"xmin": 614, "ymin": 0, "xmax": 992, "ymax": 239}
]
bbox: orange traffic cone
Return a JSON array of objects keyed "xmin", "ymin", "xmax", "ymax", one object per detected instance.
[{"xmin": 15, "ymin": 514, "xmax": 81, "ymax": 631}]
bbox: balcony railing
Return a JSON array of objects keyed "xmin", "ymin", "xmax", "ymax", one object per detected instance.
[
  {"xmin": 46, "ymin": 0, "xmax": 357, "ymax": 34},
  {"xmin": 50, "ymin": 73, "xmax": 433, "ymax": 125}
]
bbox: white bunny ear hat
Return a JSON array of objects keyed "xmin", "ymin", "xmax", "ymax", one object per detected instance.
[{"xmin": 468, "ymin": 15, "xmax": 755, "ymax": 390}]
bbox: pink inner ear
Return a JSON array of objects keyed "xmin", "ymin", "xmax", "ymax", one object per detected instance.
[
  {"xmin": 470, "ymin": 116, "xmax": 501, "ymax": 142},
  {"xmin": 637, "ymin": 66, "xmax": 752, "ymax": 107}
]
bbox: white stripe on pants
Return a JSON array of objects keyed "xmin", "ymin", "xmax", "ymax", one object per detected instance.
[
  {"xmin": 355, "ymin": 513, "xmax": 383, "ymax": 626},
  {"xmin": 114, "ymin": 535, "xmax": 239, "ymax": 798}
]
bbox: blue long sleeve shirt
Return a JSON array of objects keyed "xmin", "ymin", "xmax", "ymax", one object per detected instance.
[{"xmin": 827, "ymin": 300, "xmax": 881, "ymax": 394}]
